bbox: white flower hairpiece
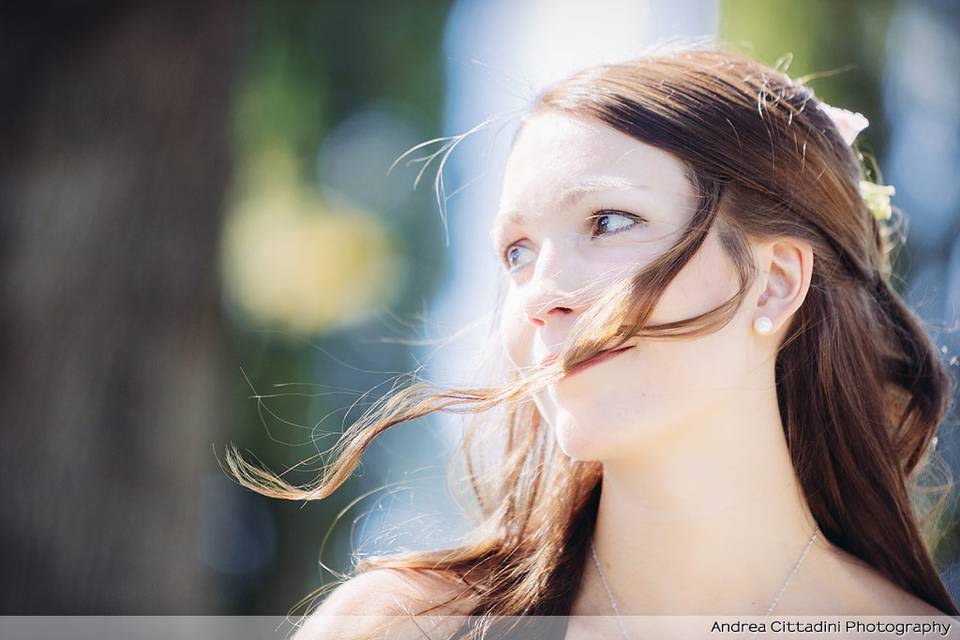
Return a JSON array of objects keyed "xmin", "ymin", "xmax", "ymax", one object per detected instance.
[
  {"xmin": 858, "ymin": 181, "xmax": 895, "ymax": 221},
  {"xmin": 817, "ymin": 101, "xmax": 894, "ymax": 221},
  {"xmin": 817, "ymin": 103, "xmax": 869, "ymax": 146}
]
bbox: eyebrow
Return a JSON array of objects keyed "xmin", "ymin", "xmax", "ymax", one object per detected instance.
[{"xmin": 488, "ymin": 176, "xmax": 649, "ymax": 241}]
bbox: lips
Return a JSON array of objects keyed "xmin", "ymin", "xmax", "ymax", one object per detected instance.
[
  {"xmin": 560, "ymin": 345, "xmax": 634, "ymax": 379},
  {"xmin": 538, "ymin": 345, "xmax": 634, "ymax": 373}
]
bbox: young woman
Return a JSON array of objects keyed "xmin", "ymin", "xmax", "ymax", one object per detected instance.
[{"xmin": 228, "ymin": 46, "xmax": 959, "ymax": 638}]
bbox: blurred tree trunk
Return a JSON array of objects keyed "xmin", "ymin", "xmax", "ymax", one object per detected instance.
[{"xmin": 0, "ymin": 1, "xmax": 239, "ymax": 613}]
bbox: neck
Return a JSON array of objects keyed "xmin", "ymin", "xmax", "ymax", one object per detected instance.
[{"xmin": 572, "ymin": 385, "xmax": 822, "ymax": 616}]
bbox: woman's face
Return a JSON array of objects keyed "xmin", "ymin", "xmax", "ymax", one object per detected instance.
[{"xmin": 493, "ymin": 111, "xmax": 756, "ymax": 462}]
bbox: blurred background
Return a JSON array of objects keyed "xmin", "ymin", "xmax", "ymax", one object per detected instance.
[{"xmin": 1, "ymin": 0, "xmax": 959, "ymax": 615}]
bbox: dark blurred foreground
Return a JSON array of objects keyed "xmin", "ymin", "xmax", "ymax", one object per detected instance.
[{"xmin": 0, "ymin": 1, "xmax": 238, "ymax": 613}]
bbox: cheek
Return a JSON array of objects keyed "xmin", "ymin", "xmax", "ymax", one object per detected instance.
[
  {"xmin": 649, "ymin": 227, "xmax": 738, "ymax": 324},
  {"xmin": 548, "ymin": 235, "xmax": 746, "ymax": 456},
  {"xmin": 499, "ymin": 289, "xmax": 533, "ymax": 370}
]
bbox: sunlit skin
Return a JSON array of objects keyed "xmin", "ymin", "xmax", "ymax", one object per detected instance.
[{"xmin": 489, "ymin": 110, "xmax": 940, "ymax": 616}]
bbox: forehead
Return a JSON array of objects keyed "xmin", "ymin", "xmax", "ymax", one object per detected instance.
[{"xmin": 493, "ymin": 111, "xmax": 692, "ymax": 228}]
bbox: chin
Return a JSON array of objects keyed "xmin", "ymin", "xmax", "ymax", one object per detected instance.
[{"xmin": 550, "ymin": 406, "xmax": 612, "ymax": 462}]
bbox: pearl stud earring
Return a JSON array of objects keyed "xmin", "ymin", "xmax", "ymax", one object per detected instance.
[{"xmin": 754, "ymin": 316, "xmax": 773, "ymax": 335}]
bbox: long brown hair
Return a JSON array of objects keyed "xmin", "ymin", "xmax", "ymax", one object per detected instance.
[{"xmin": 226, "ymin": 46, "xmax": 959, "ymax": 630}]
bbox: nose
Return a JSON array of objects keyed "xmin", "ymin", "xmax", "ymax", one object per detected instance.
[
  {"xmin": 521, "ymin": 247, "xmax": 581, "ymax": 327},
  {"xmin": 524, "ymin": 291, "xmax": 575, "ymax": 326}
]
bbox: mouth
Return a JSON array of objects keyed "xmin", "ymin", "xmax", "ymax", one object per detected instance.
[{"xmin": 558, "ymin": 345, "xmax": 635, "ymax": 380}]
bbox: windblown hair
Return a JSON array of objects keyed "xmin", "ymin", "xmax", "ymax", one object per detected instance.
[{"xmin": 227, "ymin": 46, "xmax": 959, "ymax": 633}]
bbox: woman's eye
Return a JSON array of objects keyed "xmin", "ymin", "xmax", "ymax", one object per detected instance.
[
  {"xmin": 500, "ymin": 210, "xmax": 644, "ymax": 273},
  {"xmin": 589, "ymin": 210, "xmax": 643, "ymax": 238},
  {"xmin": 503, "ymin": 244, "xmax": 534, "ymax": 272}
]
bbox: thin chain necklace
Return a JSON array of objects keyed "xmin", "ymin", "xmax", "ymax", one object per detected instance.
[{"xmin": 589, "ymin": 524, "xmax": 820, "ymax": 640}]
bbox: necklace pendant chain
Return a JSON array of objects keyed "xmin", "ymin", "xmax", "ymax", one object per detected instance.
[{"xmin": 589, "ymin": 524, "xmax": 821, "ymax": 640}]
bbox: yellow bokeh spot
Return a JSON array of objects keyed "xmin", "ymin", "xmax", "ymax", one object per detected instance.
[{"xmin": 221, "ymin": 150, "xmax": 406, "ymax": 334}]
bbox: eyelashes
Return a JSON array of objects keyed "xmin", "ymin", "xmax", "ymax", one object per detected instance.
[
  {"xmin": 503, "ymin": 244, "xmax": 534, "ymax": 273},
  {"xmin": 499, "ymin": 209, "xmax": 646, "ymax": 272},
  {"xmin": 586, "ymin": 209, "xmax": 645, "ymax": 239}
]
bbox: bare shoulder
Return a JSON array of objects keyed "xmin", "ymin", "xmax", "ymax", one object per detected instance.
[
  {"xmin": 812, "ymin": 542, "xmax": 949, "ymax": 615},
  {"xmin": 293, "ymin": 568, "xmax": 481, "ymax": 640}
]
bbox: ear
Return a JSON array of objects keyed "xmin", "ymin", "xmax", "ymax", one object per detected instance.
[{"xmin": 753, "ymin": 237, "xmax": 814, "ymax": 336}]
